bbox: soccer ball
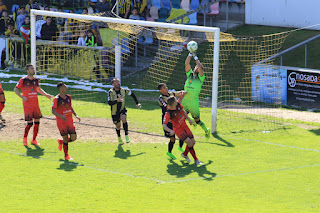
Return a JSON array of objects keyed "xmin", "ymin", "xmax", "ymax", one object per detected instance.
[{"xmin": 187, "ymin": 41, "xmax": 198, "ymax": 53}]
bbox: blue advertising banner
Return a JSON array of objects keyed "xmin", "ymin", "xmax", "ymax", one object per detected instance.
[{"xmin": 251, "ymin": 65, "xmax": 287, "ymax": 105}]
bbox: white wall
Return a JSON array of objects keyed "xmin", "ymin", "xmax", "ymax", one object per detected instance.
[{"xmin": 246, "ymin": 0, "xmax": 320, "ymax": 30}]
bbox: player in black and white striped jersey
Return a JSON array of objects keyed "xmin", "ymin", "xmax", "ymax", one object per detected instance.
[{"xmin": 158, "ymin": 83, "xmax": 186, "ymax": 160}]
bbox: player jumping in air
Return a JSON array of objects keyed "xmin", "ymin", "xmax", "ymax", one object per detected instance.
[
  {"xmin": 108, "ymin": 78, "xmax": 141, "ymax": 144},
  {"xmin": 182, "ymin": 53, "xmax": 210, "ymax": 139},
  {"xmin": 14, "ymin": 64, "xmax": 53, "ymax": 146},
  {"xmin": 0, "ymin": 83, "xmax": 6, "ymax": 122},
  {"xmin": 52, "ymin": 82, "xmax": 80, "ymax": 161},
  {"xmin": 163, "ymin": 97, "xmax": 202, "ymax": 165},
  {"xmin": 158, "ymin": 83, "xmax": 186, "ymax": 159}
]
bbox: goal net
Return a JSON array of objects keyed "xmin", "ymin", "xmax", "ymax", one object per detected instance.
[{"xmin": 29, "ymin": 9, "xmax": 290, "ymax": 135}]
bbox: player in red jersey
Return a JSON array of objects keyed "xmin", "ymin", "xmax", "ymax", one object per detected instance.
[
  {"xmin": 52, "ymin": 82, "xmax": 80, "ymax": 161},
  {"xmin": 162, "ymin": 96, "xmax": 203, "ymax": 165},
  {"xmin": 0, "ymin": 83, "xmax": 6, "ymax": 122},
  {"xmin": 14, "ymin": 64, "xmax": 53, "ymax": 146}
]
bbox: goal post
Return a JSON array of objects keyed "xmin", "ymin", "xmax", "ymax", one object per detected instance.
[{"xmin": 29, "ymin": 9, "xmax": 221, "ymax": 133}]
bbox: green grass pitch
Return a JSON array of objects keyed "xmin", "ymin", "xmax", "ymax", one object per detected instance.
[{"xmin": 1, "ymin": 82, "xmax": 320, "ymax": 212}]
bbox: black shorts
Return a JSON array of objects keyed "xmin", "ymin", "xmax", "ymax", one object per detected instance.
[
  {"xmin": 112, "ymin": 108, "xmax": 127, "ymax": 124},
  {"xmin": 164, "ymin": 122, "xmax": 174, "ymax": 138}
]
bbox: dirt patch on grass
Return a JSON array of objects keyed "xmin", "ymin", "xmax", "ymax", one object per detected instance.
[
  {"xmin": 227, "ymin": 107, "xmax": 320, "ymax": 125},
  {"xmin": 0, "ymin": 112, "xmax": 165, "ymax": 143}
]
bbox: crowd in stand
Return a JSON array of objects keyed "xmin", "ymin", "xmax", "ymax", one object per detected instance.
[
  {"xmin": 0, "ymin": 0, "xmax": 241, "ymax": 46},
  {"xmin": 0, "ymin": 0, "xmax": 154, "ymax": 45}
]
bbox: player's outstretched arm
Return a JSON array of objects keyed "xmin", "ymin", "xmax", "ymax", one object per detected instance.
[
  {"xmin": 183, "ymin": 109, "xmax": 193, "ymax": 125},
  {"xmin": 193, "ymin": 53, "xmax": 204, "ymax": 77},
  {"xmin": 185, "ymin": 53, "xmax": 192, "ymax": 72},
  {"xmin": 71, "ymin": 106, "xmax": 81, "ymax": 122},
  {"xmin": 176, "ymin": 91, "xmax": 187, "ymax": 102},
  {"xmin": 129, "ymin": 90, "xmax": 141, "ymax": 109},
  {"xmin": 52, "ymin": 108, "xmax": 66, "ymax": 121},
  {"xmin": 14, "ymin": 87, "xmax": 27, "ymax": 102},
  {"xmin": 37, "ymin": 87, "xmax": 54, "ymax": 99}
]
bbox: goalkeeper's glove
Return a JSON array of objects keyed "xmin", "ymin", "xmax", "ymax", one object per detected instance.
[{"xmin": 188, "ymin": 52, "xmax": 198, "ymax": 61}]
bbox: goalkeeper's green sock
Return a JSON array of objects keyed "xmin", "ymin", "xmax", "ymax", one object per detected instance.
[
  {"xmin": 197, "ymin": 120, "xmax": 208, "ymax": 132},
  {"xmin": 190, "ymin": 118, "xmax": 197, "ymax": 127}
]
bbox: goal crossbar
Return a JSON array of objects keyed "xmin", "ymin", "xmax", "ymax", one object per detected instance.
[{"xmin": 29, "ymin": 9, "xmax": 220, "ymax": 134}]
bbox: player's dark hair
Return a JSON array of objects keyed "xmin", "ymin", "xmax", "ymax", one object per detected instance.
[
  {"xmin": 25, "ymin": 64, "xmax": 33, "ymax": 71},
  {"xmin": 157, "ymin": 83, "xmax": 165, "ymax": 91},
  {"xmin": 132, "ymin": 7, "xmax": 139, "ymax": 11},
  {"xmin": 19, "ymin": 6, "xmax": 25, "ymax": 10},
  {"xmin": 167, "ymin": 97, "xmax": 176, "ymax": 106},
  {"xmin": 57, "ymin": 82, "xmax": 65, "ymax": 90},
  {"xmin": 111, "ymin": 78, "xmax": 119, "ymax": 84}
]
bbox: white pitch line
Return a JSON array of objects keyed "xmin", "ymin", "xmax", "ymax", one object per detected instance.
[
  {"xmin": 1, "ymin": 148, "xmax": 320, "ymax": 184},
  {"xmin": 220, "ymin": 135, "xmax": 320, "ymax": 153}
]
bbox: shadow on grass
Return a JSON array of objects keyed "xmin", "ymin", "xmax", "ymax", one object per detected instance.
[
  {"xmin": 114, "ymin": 144, "xmax": 145, "ymax": 159},
  {"xmin": 212, "ymin": 134, "xmax": 235, "ymax": 147},
  {"xmin": 309, "ymin": 129, "xmax": 320, "ymax": 135},
  {"xmin": 57, "ymin": 159, "xmax": 80, "ymax": 172},
  {"xmin": 25, "ymin": 145, "xmax": 45, "ymax": 158},
  {"xmin": 167, "ymin": 160, "xmax": 216, "ymax": 181},
  {"xmin": 197, "ymin": 134, "xmax": 234, "ymax": 147}
]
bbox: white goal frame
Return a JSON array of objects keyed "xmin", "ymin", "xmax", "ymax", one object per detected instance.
[{"xmin": 30, "ymin": 9, "xmax": 220, "ymax": 134}]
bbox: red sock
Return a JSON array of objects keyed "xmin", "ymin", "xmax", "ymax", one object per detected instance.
[
  {"xmin": 183, "ymin": 146, "xmax": 190, "ymax": 156},
  {"xmin": 24, "ymin": 123, "xmax": 32, "ymax": 138},
  {"xmin": 33, "ymin": 122, "xmax": 40, "ymax": 141},
  {"xmin": 68, "ymin": 137, "xmax": 73, "ymax": 142},
  {"xmin": 0, "ymin": 102, "xmax": 4, "ymax": 114},
  {"xmin": 189, "ymin": 146, "xmax": 198, "ymax": 161},
  {"xmin": 63, "ymin": 144, "xmax": 68, "ymax": 157}
]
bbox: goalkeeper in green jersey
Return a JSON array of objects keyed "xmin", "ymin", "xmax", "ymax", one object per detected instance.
[{"xmin": 182, "ymin": 52, "xmax": 210, "ymax": 139}]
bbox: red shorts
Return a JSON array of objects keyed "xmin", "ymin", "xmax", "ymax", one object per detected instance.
[
  {"xmin": 175, "ymin": 126, "xmax": 194, "ymax": 141},
  {"xmin": 23, "ymin": 103, "xmax": 42, "ymax": 121},
  {"xmin": 57, "ymin": 119, "xmax": 76, "ymax": 136}
]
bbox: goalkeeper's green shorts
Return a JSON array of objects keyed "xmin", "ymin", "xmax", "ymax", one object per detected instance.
[{"xmin": 181, "ymin": 98, "xmax": 200, "ymax": 119}]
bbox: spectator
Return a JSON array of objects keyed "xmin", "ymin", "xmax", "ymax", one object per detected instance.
[
  {"xmin": 87, "ymin": 0, "xmax": 114, "ymax": 13},
  {"xmin": 5, "ymin": 22, "xmax": 19, "ymax": 37},
  {"xmin": 56, "ymin": 7, "xmax": 65, "ymax": 30},
  {"xmin": 82, "ymin": 8, "xmax": 88, "ymax": 15},
  {"xmin": 85, "ymin": 30, "xmax": 97, "ymax": 46},
  {"xmin": 16, "ymin": 7, "xmax": 28, "ymax": 32},
  {"xmin": 77, "ymin": 31, "xmax": 86, "ymax": 46},
  {"xmin": 26, "ymin": 0, "xmax": 41, "ymax": 13},
  {"xmin": 43, "ymin": 6, "xmax": 50, "ymax": 20},
  {"xmin": 0, "ymin": 10, "xmax": 13, "ymax": 34},
  {"xmin": 118, "ymin": 0, "xmax": 131, "ymax": 18},
  {"xmin": 20, "ymin": 16, "xmax": 30, "ymax": 44},
  {"xmin": 41, "ymin": 16, "xmax": 59, "ymax": 41},
  {"xmin": 129, "ymin": 7, "xmax": 140, "ymax": 20},
  {"xmin": 36, "ymin": 15, "xmax": 46, "ymax": 39},
  {"xmin": 0, "ymin": 0, "xmax": 7, "ymax": 13},
  {"xmin": 132, "ymin": 0, "xmax": 147, "ymax": 18},
  {"xmin": 66, "ymin": 9, "xmax": 79, "ymax": 35}
]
